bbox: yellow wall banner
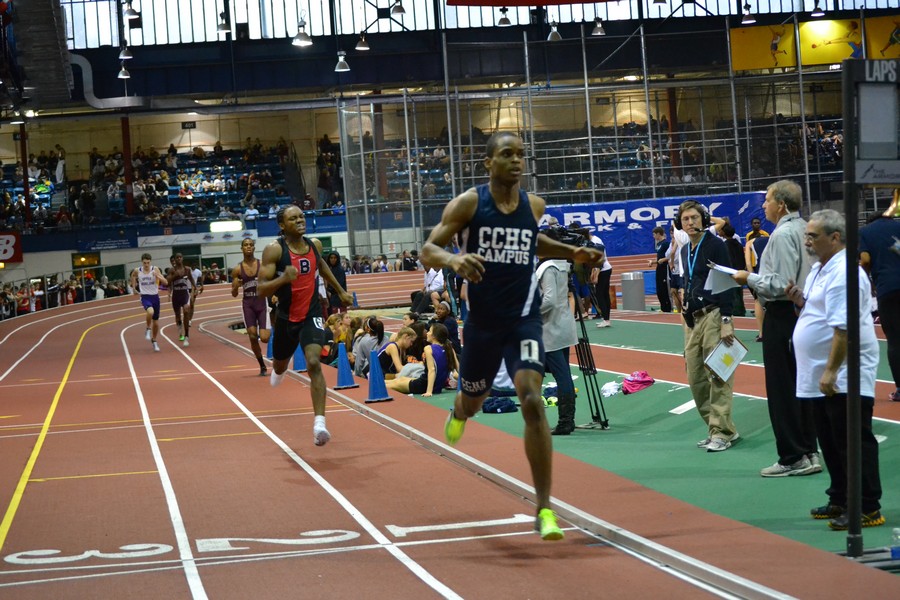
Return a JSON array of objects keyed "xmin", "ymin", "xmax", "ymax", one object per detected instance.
[
  {"xmin": 731, "ymin": 25, "xmax": 797, "ymax": 71},
  {"xmin": 731, "ymin": 17, "xmax": 900, "ymax": 71}
]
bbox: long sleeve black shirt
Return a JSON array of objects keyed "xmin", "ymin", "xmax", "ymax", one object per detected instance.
[{"xmin": 680, "ymin": 232, "xmax": 733, "ymax": 318}]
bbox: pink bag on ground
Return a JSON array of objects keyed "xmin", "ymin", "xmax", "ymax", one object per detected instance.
[{"xmin": 622, "ymin": 370, "xmax": 655, "ymax": 395}]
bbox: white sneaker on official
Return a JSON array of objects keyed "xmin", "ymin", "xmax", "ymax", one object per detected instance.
[
  {"xmin": 152, "ymin": 341, "xmax": 160, "ymax": 352},
  {"xmin": 183, "ymin": 337, "xmax": 190, "ymax": 348},
  {"xmin": 270, "ymin": 371, "xmax": 285, "ymax": 387},
  {"xmin": 760, "ymin": 456, "xmax": 815, "ymax": 477},
  {"xmin": 145, "ymin": 328, "xmax": 152, "ymax": 340},
  {"xmin": 807, "ymin": 452, "xmax": 823, "ymax": 474},
  {"xmin": 596, "ymin": 320, "xmax": 610, "ymax": 328}
]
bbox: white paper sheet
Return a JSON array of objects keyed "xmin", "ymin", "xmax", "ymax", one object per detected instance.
[
  {"xmin": 704, "ymin": 338, "xmax": 748, "ymax": 381},
  {"xmin": 704, "ymin": 268, "xmax": 740, "ymax": 294}
]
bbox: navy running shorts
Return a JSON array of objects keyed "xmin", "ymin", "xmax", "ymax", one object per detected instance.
[{"xmin": 458, "ymin": 315, "xmax": 545, "ymax": 398}]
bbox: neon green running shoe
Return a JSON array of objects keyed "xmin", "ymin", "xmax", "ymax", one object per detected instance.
[
  {"xmin": 535, "ymin": 508, "xmax": 564, "ymax": 541},
  {"xmin": 444, "ymin": 410, "xmax": 466, "ymax": 445}
]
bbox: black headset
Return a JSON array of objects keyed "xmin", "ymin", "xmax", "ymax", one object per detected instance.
[{"xmin": 674, "ymin": 200, "xmax": 711, "ymax": 230}]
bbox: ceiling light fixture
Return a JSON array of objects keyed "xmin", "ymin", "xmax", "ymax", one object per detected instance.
[
  {"xmin": 653, "ymin": 0, "xmax": 666, "ymax": 5},
  {"xmin": 334, "ymin": 51, "xmax": 350, "ymax": 72},
  {"xmin": 118, "ymin": 62, "xmax": 131, "ymax": 79},
  {"xmin": 741, "ymin": 3, "xmax": 756, "ymax": 25},
  {"xmin": 10, "ymin": 111, "xmax": 24, "ymax": 125},
  {"xmin": 498, "ymin": 7, "xmax": 511, "ymax": 27},
  {"xmin": 119, "ymin": 46, "xmax": 133, "ymax": 60},
  {"xmin": 811, "ymin": 1, "xmax": 825, "ymax": 17},
  {"xmin": 355, "ymin": 34, "xmax": 370, "ymax": 51},
  {"xmin": 547, "ymin": 21, "xmax": 561, "ymax": 42},
  {"xmin": 391, "ymin": 1, "xmax": 406, "ymax": 16},
  {"xmin": 591, "ymin": 17, "xmax": 606, "ymax": 36},
  {"xmin": 123, "ymin": 1, "xmax": 139, "ymax": 19},
  {"xmin": 217, "ymin": 12, "xmax": 230, "ymax": 33},
  {"xmin": 292, "ymin": 16, "xmax": 312, "ymax": 47}
]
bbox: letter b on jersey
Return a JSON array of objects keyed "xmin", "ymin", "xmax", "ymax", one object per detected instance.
[{"xmin": 298, "ymin": 258, "xmax": 312, "ymax": 274}]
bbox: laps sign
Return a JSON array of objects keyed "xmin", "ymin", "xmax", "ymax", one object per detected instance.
[{"xmin": 0, "ymin": 231, "xmax": 23, "ymax": 263}]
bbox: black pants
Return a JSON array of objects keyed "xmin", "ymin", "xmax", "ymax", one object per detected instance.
[
  {"xmin": 762, "ymin": 301, "xmax": 816, "ymax": 465},
  {"xmin": 812, "ymin": 394, "xmax": 882, "ymax": 512},
  {"xmin": 594, "ymin": 269, "xmax": 612, "ymax": 321},
  {"xmin": 878, "ymin": 289, "xmax": 900, "ymax": 390},
  {"xmin": 655, "ymin": 267, "xmax": 672, "ymax": 312}
]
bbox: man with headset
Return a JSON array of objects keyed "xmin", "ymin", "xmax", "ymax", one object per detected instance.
[{"xmin": 678, "ymin": 200, "xmax": 739, "ymax": 452}]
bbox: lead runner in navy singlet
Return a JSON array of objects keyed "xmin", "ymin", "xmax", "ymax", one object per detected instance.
[{"xmin": 421, "ymin": 132, "xmax": 604, "ymax": 541}]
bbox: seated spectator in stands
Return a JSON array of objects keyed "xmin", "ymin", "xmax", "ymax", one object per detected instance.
[
  {"xmin": 170, "ymin": 207, "xmax": 186, "ymax": 225},
  {"xmin": 428, "ymin": 300, "xmax": 461, "ymax": 356},
  {"xmin": 377, "ymin": 326, "xmax": 417, "ymax": 378},
  {"xmin": 268, "ymin": 202, "xmax": 280, "ymax": 219},
  {"xmin": 353, "ymin": 316, "xmax": 387, "ymax": 377},
  {"xmin": 243, "ymin": 202, "xmax": 260, "ymax": 225},
  {"xmin": 373, "ymin": 255, "xmax": 391, "ymax": 272},
  {"xmin": 192, "ymin": 146, "xmax": 206, "ymax": 159},
  {"xmin": 56, "ymin": 206, "xmax": 73, "ymax": 230},
  {"xmin": 357, "ymin": 256, "xmax": 373, "ymax": 274},
  {"xmin": 331, "ymin": 199, "xmax": 345, "ymax": 215},
  {"xmin": 218, "ymin": 203, "xmax": 237, "ymax": 220},
  {"xmin": 386, "ymin": 323, "xmax": 458, "ymax": 397},
  {"xmin": 412, "ymin": 266, "xmax": 445, "ymax": 314}
]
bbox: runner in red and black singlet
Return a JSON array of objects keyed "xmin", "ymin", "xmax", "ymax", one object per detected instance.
[
  {"xmin": 231, "ymin": 237, "xmax": 270, "ymax": 375},
  {"xmin": 257, "ymin": 206, "xmax": 353, "ymax": 447}
]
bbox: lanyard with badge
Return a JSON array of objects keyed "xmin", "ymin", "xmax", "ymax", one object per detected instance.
[{"xmin": 684, "ymin": 231, "xmax": 706, "ymax": 312}]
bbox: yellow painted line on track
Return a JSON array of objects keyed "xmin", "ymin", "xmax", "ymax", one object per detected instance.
[
  {"xmin": 88, "ymin": 374, "xmax": 112, "ymax": 378},
  {"xmin": 0, "ymin": 407, "xmax": 321, "ymax": 433},
  {"xmin": 158, "ymin": 431, "xmax": 264, "ymax": 442},
  {"xmin": 0, "ymin": 313, "xmax": 135, "ymax": 552},
  {"xmin": 159, "ymin": 377, "xmax": 184, "ymax": 381},
  {"xmin": 19, "ymin": 378, "xmax": 45, "ymax": 383},
  {"xmin": 0, "ymin": 415, "xmax": 20, "ymax": 420},
  {"xmin": 29, "ymin": 470, "xmax": 158, "ymax": 483},
  {"xmin": 85, "ymin": 393, "xmax": 114, "ymax": 397}
]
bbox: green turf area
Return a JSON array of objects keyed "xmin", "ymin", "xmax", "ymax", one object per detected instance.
[{"xmin": 400, "ymin": 313, "xmax": 898, "ymax": 556}]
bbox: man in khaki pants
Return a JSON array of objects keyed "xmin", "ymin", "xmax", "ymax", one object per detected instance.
[{"xmin": 678, "ymin": 200, "xmax": 739, "ymax": 452}]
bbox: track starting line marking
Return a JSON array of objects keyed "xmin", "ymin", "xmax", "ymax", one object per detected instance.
[{"xmin": 385, "ymin": 513, "xmax": 533, "ymax": 538}]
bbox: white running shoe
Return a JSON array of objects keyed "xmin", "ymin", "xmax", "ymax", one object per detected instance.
[
  {"xmin": 596, "ymin": 319, "xmax": 611, "ymax": 328},
  {"xmin": 145, "ymin": 328, "xmax": 152, "ymax": 340},
  {"xmin": 183, "ymin": 338, "xmax": 190, "ymax": 348},
  {"xmin": 313, "ymin": 425, "xmax": 331, "ymax": 447},
  {"xmin": 152, "ymin": 341, "xmax": 160, "ymax": 352},
  {"xmin": 270, "ymin": 371, "xmax": 285, "ymax": 387}
]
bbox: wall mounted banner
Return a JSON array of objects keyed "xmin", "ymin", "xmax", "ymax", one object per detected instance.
[
  {"xmin": 731, "ymin": 16, "xmax": 900, "ymax": 72},
  {"xmin": 543, "ymin": 191, "xmax": 767, "ymax": 256},
  {"xmin": 0, "ymin": 231, "xmax": 23, "ymax": 263},
  {"xmin": 138, "ymin": 230, "xmax": 257, "ymax": 248}
]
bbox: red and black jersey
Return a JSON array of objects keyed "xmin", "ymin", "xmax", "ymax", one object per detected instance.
[{"xmin": 274, "ymin": 236, "xmax": 322, "ymax": 323}]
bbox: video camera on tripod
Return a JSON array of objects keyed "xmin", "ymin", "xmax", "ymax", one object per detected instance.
[{"xmin": 540, "ymin": 222, "xmax": 610, "ymax": 429}]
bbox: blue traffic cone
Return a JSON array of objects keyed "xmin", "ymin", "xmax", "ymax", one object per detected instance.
[
  {"xmin": 333, "ymin": 343, "xmax": 359, "ymax": 390},
  {"xmin": 352, "ymin": 291, "xmax": 359, "ymax": 308},
  {"xmin": 365, "ymin": 350, "xmax": 393, "ymax": 403},
  {"xmin": 266, "ymin": 332, "xmax": 273, "ymax": 359},
  {"xmin": 293, "ymin": 345, "xmax": 308, "ymax": 372}
]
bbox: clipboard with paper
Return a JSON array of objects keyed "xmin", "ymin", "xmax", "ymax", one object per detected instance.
[{"xmin": 703, "ymin": 337, "xmax": 748, "ymax": 381}]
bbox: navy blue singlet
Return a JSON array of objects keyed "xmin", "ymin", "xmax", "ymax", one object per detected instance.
[{"xmin": 463, "ymin": 184, "xmax": 540, "ymax": 324}]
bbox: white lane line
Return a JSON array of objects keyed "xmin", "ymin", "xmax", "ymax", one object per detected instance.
[
  {"xmin": 385, "ymin": 514, "xmax": 533, "ymax": 538},
  {"xmin": 121, "ymin": 325, "xmax": 208, "ymax": 600},
  {"xmin": 159, "ymin": 325, "xmax": 464, "ymax": 600},
  {"xmin": 669, "ymin": 400, "xmax": 697, "ymax": 415}
]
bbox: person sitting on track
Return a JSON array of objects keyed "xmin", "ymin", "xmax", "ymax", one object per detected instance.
[{"xmin": 386, "ymin": 323, "xmax": 458, "ymax": 397}]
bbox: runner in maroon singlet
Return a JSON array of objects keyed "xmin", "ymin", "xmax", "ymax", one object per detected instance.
[{"xmin": 231, "ymin": 238, "xmax": 270, "ymax": 375}]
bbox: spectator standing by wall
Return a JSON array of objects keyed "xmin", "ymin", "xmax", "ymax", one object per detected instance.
[
  {"xmin": 649, "ymin": 226, "xmax": 672, "ymax": 312},
  {"xmin": 734, "ymin": 180, "xmax": 816, "ymax": 477},
  {"xmin": 859, "ymin": 194, "xmax": 900, "ymax": 402},
  {"xmin": 786, "ymin": 209, "xmax": 883, "ymax": 530}
]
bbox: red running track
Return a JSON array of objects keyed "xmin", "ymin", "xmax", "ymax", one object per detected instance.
[{"xmin": 0, "ymin": 287, "xmax": 896, "ymax": 599}]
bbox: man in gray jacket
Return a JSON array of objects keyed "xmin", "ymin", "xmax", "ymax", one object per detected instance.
[{"xmin": 537, "ymin": 251, "xmax": 580, "ymax": 435}]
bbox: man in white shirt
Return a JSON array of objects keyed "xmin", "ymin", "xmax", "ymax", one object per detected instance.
[
  {"xmin": 667, "ymin": 221, "xmax": 689, "ymax": 313},
  {"xmin": 412, "ymin": 267, "xmax": 445, "ymax": 314},
  {"xmin": 786, "ymin": 209, "xmax": 883, "ymax": 530}
]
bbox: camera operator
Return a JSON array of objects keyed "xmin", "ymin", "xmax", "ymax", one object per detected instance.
[
  {"xmin": 538, "ymin": 259, "xmax": 578, "ymax": 433},
  {"xmin": 539, "ymin": 223, "xmax": 600, "ymax": 435}
]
